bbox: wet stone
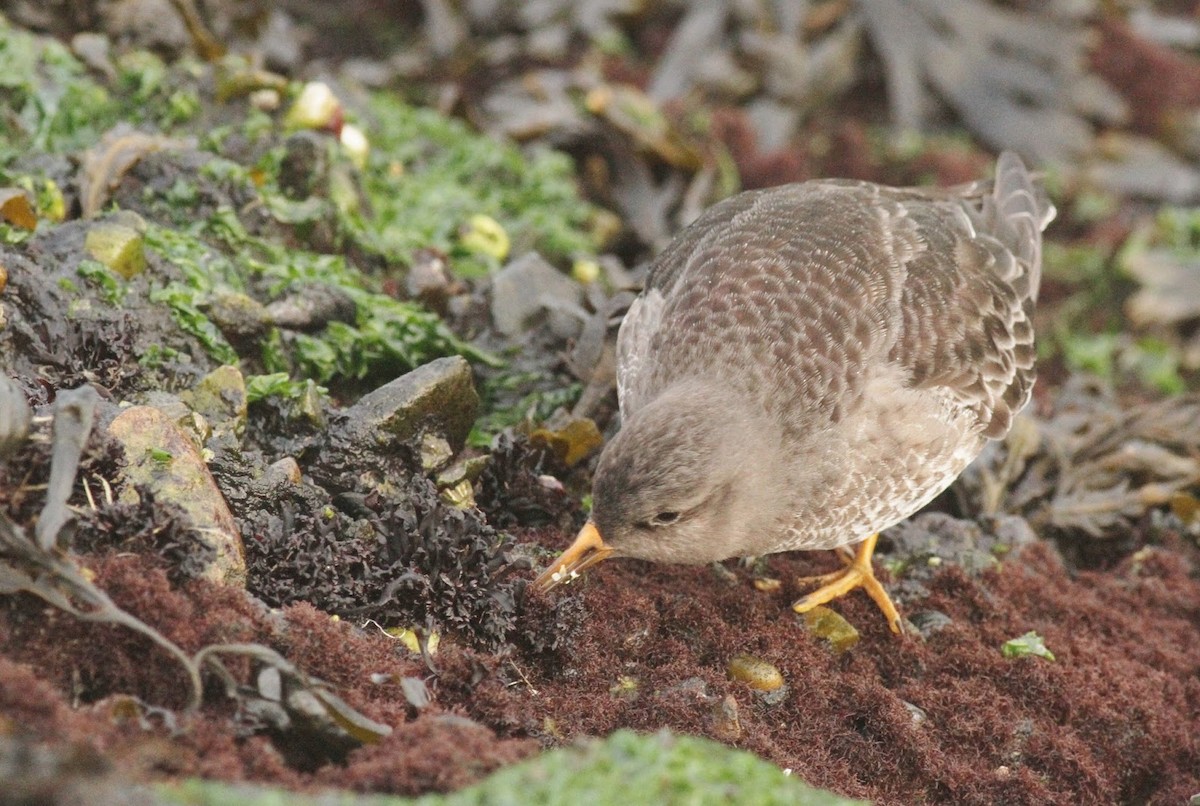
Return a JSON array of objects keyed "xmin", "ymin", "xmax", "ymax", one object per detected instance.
[
  {"xmin": 709, "ymin": 694, "xmax": 742, "ymax": 742},
  {"xmin": 884, "ymin": 513, "xmax": 1007, "ymax": 590},
  {"xmin": 903, "ymin": 700, "xmax": 929, "ymax": 727},
  {"xmin": 908, "ymin": 610, "xmax": 954, "ymax": 640},
  {"xmin": 250, "ymin": 457, "xmax": 303, "ymax": 499},
  {"xmin": 490, "ymin": 251, "xmax": 584, "ymax": 337},
  {"xmin": 278, "ymin": 130, "xmax": 330, "ymax": 199},
  {"xmin": 180, "ymin": 365, "xmax": 247, "ymax": 448},
  {"xmin": 206, "ymin": 290, "xmax": 271, "ymax": 347},
  {"xmin": 799, "ymin": 605, "xmax": 861, "ymax": 654},
  {"xmin": 334, "ymin": 356, "xmax": 479, "ymax": 452},
  {"xmin": 108, "ymin": 405, "xmax": 246, "ymax": 585},
  {"xmin": 265, "ymin": 283, "xmax": 357, "ymax": 330},
  {"xmin": 140, "ymin": 392, "xmax": 210, "ymax": 450},
  {"xmin": 84, "ymin": 220, "xmax": 145, "ymax": 279},
  {"xmin": 728, "ymin": 653, "xmax": 784, "ymax": 692}
]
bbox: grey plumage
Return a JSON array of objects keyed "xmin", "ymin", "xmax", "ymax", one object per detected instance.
[{"xmin": 592, "ymin": 152, "xmax": 1054, "ymax": 564}]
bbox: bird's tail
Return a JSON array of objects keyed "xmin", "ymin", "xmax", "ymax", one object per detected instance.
[{"xmin": 990, "ymin": 151, "xmax": 1056, "ymax": 303}]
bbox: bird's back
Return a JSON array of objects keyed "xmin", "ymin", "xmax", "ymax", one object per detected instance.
[{"xmin": 616, "ymin": 152, "xmax": 1054, "ymax": 443}]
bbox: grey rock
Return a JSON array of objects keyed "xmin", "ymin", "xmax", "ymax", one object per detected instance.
[
  {"xmin": 490, "ymin": 252, "xmax": 584, "ymax": 337},
  {"xmin": 207, "ymin": 290, "xmax": 271, "ymax": 345},
  {"xmin": 266, "ymin": 283, "xmax": 356, "ymax": 330},
  {"xmin": 338, "ymin": 356, "xmax": 479, "ymax": 451},
  {"xmin": 107, "ymin": 405, "xmax": 246, "ymax": 585},
  {"xmin": 180, "ymin": 365, "xmax": 247, "ymax": 448},
  {"xmin": 908, "ymin": 610, "xmax": 953, "ymax": 640}
]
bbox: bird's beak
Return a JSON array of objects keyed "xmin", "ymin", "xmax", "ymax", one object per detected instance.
[{"xmin": 534, "ymin": 521, "xmax": 614, "ymax": 592}]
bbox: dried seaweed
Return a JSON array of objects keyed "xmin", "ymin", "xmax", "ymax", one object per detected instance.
[
  {"xmin": 35, "ymin": 386, "xmax": 99, "ymax": 550},
  {"xmin": 960, "ymin": 380, "xmax": 1200, "ymax": 543},
  {"xmin": 238, "ymin": 475, "xmax": 394, "ymax": 616},
  {"xmin": 369, "ymin": 475, "xmax": 530, "ymax": 649},
  {"xmin": 859, "ymin": 0, "xmax": 1126, "ymax": 163},
  {"xmin": 72, "ymin": 488, "xmax": 215, "ymax": 585},
  {"xmin": 201, "ymin": 642, "xmax": 391, "ymax": 768},
  {"xmin": 0, "ymin": 383, "xmax": 388, "ymax": 749},
  {"xmin": 239, "ymin": 444, "xmax": 534, "ymax": 650},
  {"xmin": 475, "ymin": 432, "xmax": 579, "ymax": 530}
]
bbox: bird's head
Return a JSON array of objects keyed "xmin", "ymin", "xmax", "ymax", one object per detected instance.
[{"xmin": 535, "ymin": 381, "xmax": 785, "ymax": 590}]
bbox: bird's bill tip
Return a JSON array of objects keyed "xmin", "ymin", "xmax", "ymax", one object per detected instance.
[{"xmin": 534, "ymin": 521, "xmax": 614, "ymax": 592}]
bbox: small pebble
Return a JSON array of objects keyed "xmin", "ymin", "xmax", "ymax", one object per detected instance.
[
  {"xmin": 902, "ymin": 700, "xmax": 928, "ymax": 727},
  {"xmin": 752, "ymin": 576, "xmax": 781, "ymax": 592},
  {"xmin": 709, "ymin": 693, "xmax": 741, "ymax": 741},
  {"xmin": 610, "ymin": 675, "xmax": 639, "ymax": 700},
  {"xmin": 727, "ymin": 653, "xmax": 784, "ymax": 692},
  {"xmin": 908, "ymin": 610, "xmax": 953, "ymax": 640},
  {"xmin": 799, "ymin": 605, "xmax": 860, "ymax": 653}
]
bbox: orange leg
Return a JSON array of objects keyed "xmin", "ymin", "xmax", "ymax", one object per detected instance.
[{"xmin": 792, "ymin": 534, "xmax": 904, "ymax": 634}]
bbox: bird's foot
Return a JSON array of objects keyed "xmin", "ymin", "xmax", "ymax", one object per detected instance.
[{"xmin": 792, "ymin": 534, "xmax": 904, "ymax": 635}]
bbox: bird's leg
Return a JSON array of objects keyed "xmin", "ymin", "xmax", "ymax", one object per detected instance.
[
  {"xmin": 792, "ymin": 534, "xmax": 904, "ymax": 634},
  {"xmin": 794, "ymin": 546, "xmax": 856, "ymax": 586}
]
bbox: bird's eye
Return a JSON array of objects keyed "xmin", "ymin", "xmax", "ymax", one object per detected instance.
[{"xmin": 649, "ymin": 511, "xmax": 681, "ymax": 527}]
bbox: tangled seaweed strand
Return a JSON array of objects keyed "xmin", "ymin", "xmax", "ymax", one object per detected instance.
[
  {"xmin": 371, "ymin": 474, "xmax": 528, "ymax": 650},
  {"xmin": 475, "ymin": 431, "xmax": 579, "ymax": 530}
]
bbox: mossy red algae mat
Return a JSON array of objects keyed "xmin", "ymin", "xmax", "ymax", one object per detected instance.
[{"xmin": 1, "ymin": 528, "xmax": 1196, "ymax": 804}]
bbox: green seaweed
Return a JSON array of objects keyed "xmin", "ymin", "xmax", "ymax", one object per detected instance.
[
  {"xmin": 0, "ymin": 16, "xmax": 120, "ymax": 165},
  {"xmin": 347, "ymin": 94, "xmax": 599, "ymax": 276},
  {"xmin": 158, "ymin": 730, "xmax": 865, "ymax": 806},
  {"xmin": 1002, "ymin": 631, "xmax": 1055, "ymax": 661}
]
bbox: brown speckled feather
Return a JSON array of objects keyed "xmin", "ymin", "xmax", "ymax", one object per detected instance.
[{"xmin": 619, "ymin": 153, "xmax": 1051, "ymax": 442}]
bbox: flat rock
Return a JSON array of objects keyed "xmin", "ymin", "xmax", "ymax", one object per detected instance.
[
  {"xmin": 108, "ymin": 405, "xmax": 246, "ymax": 586},
  {"xmin": 490, "ymin": 251, "xmax": 584, "ymax": 337},
  {"xmin": 337, "ymin": 356, "xmax": 479, "ymax": 452}
]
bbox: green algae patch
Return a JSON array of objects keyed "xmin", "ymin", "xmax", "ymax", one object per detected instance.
[
  {"xmin": 1, "ymin": 17, "xmax": 603, "ymax": 395},
  {"xmin": 159, "ymin": 730, "xmax": 866, "ymax": 806},
  {"xmin": 0, "ymin": 16, "xmax": 120, "ymax": 163},
  {"xmin": 142, "ymin": 211, "xmax": 496, "ymax": 384},
  {"xmin": 350, "ymin": 95, "xmax": 600, "ymax": 276},
  {"xmin": 0, "ymin": 17, "xmax": 197, "ymax": 166}
]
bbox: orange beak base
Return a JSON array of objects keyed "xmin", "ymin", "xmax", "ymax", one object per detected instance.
[{"xmin": 534, "ymin": 521, "xmax": 614, "ymax": 592}]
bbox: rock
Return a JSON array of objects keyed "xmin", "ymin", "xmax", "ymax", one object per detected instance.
[
  {"xmin": 140, "ymin": 391, "xmax": 210, "ymax": 450},
  {"xmin": 207, "ymin": 290, "xmax": 270, "ymax": 346},
  {"xmin": 902, "ymin": 700, "xmax": 929, "ymax": 727},
  {"xmin": 798, "ymin": 605, "xmax": 861, "ymax": 654},
  {"xmin": 180, "ymin": 365, "xmax": 247, "ymax": 448},
  {"xmin": 490, "ymin": 252, "xmax": 584, "ymax": 337},
  {"xmin": 908, "ymin": 610, "xmax": 954, "ymax": 640},
  {"xmin": 336, "ymin": 356, "xmax": 479, "ymax": 452},
  {"xmin": 0, "ymin": 374, "xmax": 31, "ymax": 460},
  {"xmin": 108, "ymin": 406, "xmax": 246, "ymax": 585},
  {"xmin": 253, "ymin": 457, "xmax": 303, "ymax": 496},
  {"xmin": 264, "ymin": 283, "xmax": 356, "ymax": 330},
  {"xmin": 884, "ymin": 513, "xmax": 1007, "ymax": 581},
  {"xmin": 277, "ymin": 130, "xmax": 330, "ymax": 198},
  {"xmin": 708, "ymin": 693, "xmax": 742, "ymax": 742},
  {"xmin": 727, "ymin": 653, "xmax": 784, "ymax": 692},
  {"xmin": 405, "ymin": 248, "xmax": 460, "ymax": 316},
  {"xmin": 84, "ymin": 220, "xmax": 145, "ymax": 279}
]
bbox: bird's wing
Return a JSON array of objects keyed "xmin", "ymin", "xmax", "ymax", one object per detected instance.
[
  {"xmin": 615, "ymin": 190, "xmax": 765, "ymax": 418},
  {"xmin": 614, "ymin": 152, "xmax": 1053, "ymax": 438},
  {"xmin": 886, "ymin": 151, "xmax": 1054, "ymax": 438},
  {"xmin": 614, "ymin": 287, "xmax": 665, "ymax": 416}
]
